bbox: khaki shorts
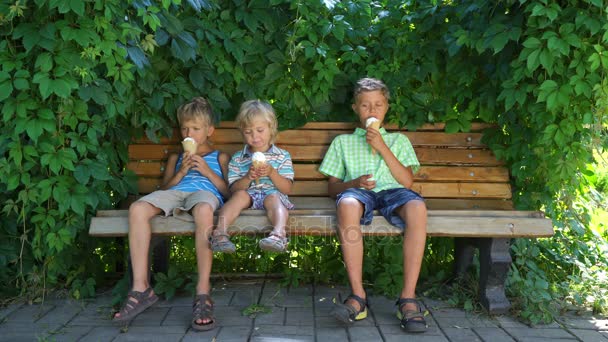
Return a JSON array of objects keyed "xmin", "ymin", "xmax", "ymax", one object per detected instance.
[{"xmin": 137, "ymin": 189, "xmax": 220, "ymax": 222}]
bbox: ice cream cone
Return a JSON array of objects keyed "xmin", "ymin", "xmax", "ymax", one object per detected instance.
[
  {"xmin": 365, "ymin": 118, "xmax": 381, "ymax": 155},
  {"xmin": 252, "ymin": 152, "xmax": 267, "ymax": 185},
  {"xmin": 182, "ymin": 137, "xmax": 197, "ymax": 155}
]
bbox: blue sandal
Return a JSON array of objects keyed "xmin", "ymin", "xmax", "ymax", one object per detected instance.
[
  {"xmin": 396, "ymin": 298, "xmax": 428, "ymax": 333},
  {"xmin": 330, "ymin": 293, "xmax": 368, "ymax": 324}
]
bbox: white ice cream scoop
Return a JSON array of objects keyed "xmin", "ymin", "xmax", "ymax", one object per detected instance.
[
  {"xmin": 182, "ymin": 137, "xmax": 197, "ymax": 154},
  {"xmin": 365, "ymin": 118, "xmax": 381, "ymax": 155},
  {"xmin": 251, "ymin": 152, "xmax": 266, "ymax": 185}
]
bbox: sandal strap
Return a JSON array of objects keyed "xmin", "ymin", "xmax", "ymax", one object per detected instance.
[
  {"xmin": 396, "ymin": 297, "xmax": 421, "ymax": 313},
  {"xmin": 268, "ymin": 233, "xmax": 288, "ymax": 242},
  {"xmin": 344, "ymin": 294, "xmax": 367, "ymax": 314},
  {"xmin": 193, "ymin": 294, "xmax": 214, "ymax": 318}
]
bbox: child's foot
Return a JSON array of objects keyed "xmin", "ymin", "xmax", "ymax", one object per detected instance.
[
  {"xmin": 191, "ymin": 294, "xmax": 217, "ymax": 331},
  {"xmin": 112, "ymin": 287, "xmax": 158, "ymax": 322},
  {"xmin": 259, "ymin": 233, "xmax": 288, "ymax": 253},
  {"xmin": 210, "ymin": 233, "xmax": 236, "ymax": 253}
]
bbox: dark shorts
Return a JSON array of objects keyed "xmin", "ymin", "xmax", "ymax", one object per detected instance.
[{"xmin": 336, "ymin": 188, "xmax": 425, "ymax": 229}]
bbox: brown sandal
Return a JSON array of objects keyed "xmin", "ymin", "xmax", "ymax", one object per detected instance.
[
  {"xmin": 113, "ymin": 287, "xmax": 158, "ymax": 322},
  {"xmin": 191, "ymin": 294, "xmax": 217, "ymax": 331}
]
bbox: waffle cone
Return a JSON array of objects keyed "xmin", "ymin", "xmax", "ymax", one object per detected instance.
[
  {"xmin": 367, "ymin": 121, "xmax": 381, "ymax": 155},
  {"xmin": 182, "ymin": 140, "xmax": 197, "ymax": 154}
]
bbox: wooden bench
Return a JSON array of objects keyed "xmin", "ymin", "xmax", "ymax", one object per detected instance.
[{"xmin": 90, "ymin": 121, "xmax": 554, "ymax": 314}]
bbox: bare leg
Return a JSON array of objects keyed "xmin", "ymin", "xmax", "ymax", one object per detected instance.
[
  {"xmin": 192, "ymin": 202, "xmax": 215, "ymax": 325},
  {"xmin": 398, "ymin": 200, "xmax": 427, "ymax": 312},
  {"xmin": 114, "ymin": 200, "xmax": 161, "ymax": 319},
  {"xmin": 213, "ymin": 190, "xmax": 252, "ymax": 237},
  {"xmin": 336, "ymin": 197, "xmax": 366, "ymax": 309},
  {"xmin": 263, "ymin": 194, "xmax": 288, "ymax": 237}
]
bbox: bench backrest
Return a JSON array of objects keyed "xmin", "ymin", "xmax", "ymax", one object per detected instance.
[{"xmin": 128, "ymin": 122, "xmax": 513, "ymax": 211}]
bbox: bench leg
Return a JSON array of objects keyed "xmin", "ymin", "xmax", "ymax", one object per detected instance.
[
  {"xmin": 478, "ymin": 238, "xmax": 512, "ymax": 315},
  {"xmin": 453, "ymin": 238, "xmax": 476, "ymax": 276},
  {"xmin": 151, "ymin": 236, "xmax": 170, "ymax": 278}
]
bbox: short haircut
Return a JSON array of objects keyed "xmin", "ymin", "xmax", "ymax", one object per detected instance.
[
  {"xmin": 353, "ymin": 78, "xmax": 390, "ymax": 102},
  {"xmin": 176, "ymin": 97, "xmax": 214, "ymax": 127},
  {"xmin": 235, "ymin": 100, "xmax": 279, "ymax": 144}
]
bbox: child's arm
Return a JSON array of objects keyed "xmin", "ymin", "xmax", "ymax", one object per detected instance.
[
  {"xmin": 229, "ymin": 168, "xmax": 256, "ymax": 192},
  {"xmin": 327, "ymin": 175, "xmax": 376, "ymax": 198},
  {"xmin": 190, "ymin": 153, "xmax": 230, "ymax": 198},
  {"xmin": 367, "ymin": 129, "xmax": 415, "ymax": 189},
  {"xmin": 256, "ymin": 164, "xmax": 293, "ymax": 195},
  {"xmin": 160, "ymin": 153, "xmax": 192, "ymax": 190},
  {"xmin": 215, "ymin": 152, "xmax": 231, "ymax": 198}
]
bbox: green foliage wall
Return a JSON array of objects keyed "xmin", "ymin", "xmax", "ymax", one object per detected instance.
[{"xmin": 0, "ymin": 0, "xmax": 607, "ymax": 317}]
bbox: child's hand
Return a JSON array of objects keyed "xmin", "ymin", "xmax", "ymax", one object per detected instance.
[
  {"xmin": 366, "ymin": 127, "xmax": 386, "ymax": 152},
  {"xmin": 354, "ymin": 174, "xmax": 376, "ymax": 190},
  {"xmin": 190, "ymin": 154, "xmax": 212, "ymax": 177},
  {"xmin": 178, "ymin": 153, "xmax": 194, "ymax": 175},
  {"xmin": 255, "ymin": 163, "xmax": 275, "ymax": 178}
]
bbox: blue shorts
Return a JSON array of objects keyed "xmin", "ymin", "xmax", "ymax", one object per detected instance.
[{"xmin": 336, "ymin": 188, "xmax": 425, "ymax": 229}]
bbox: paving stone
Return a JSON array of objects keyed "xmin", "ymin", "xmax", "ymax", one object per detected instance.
[
  {"xmin": 251, "ymin": 324, "xmax": 313, "ymax": 341},
  {"xmin": 0, "ymin": 321, "xmax": 65, "ymax": 335},
  {"xmin": 0, "ymin": 303, "xmax": 22, "ymax": 322},
  {"xmin": 316, "ymin": 326, "xmax": 348, "ymax": 340},
  {"xmin": 215, "ymin": 305, "xmax": 255, "ymax": 326},
  {"xmin": 0, "ymin": 332, "xmax": 45, "ymax": 342},
  {"xmin": 513, "ymin": 339, "xmax": 578, "ymax": 342},
  {"xmin": 559, "ymin": 317, "xmax": 608, "ymax": 331},
  {"xmin": 442, "ymin": 327, "xmax": 482, "ymax": 341},
  {"xmin": 568, "ymin": 329, "xmax": 608, "ymax": 341},
  {"xmin": 78, "ymin": 326, "xmax": 121, "ymax": 342},
  {"xmin": 215, "ymin": 325, "xmax": 252, "ymax": 341},
  {"xmin": 347, "ymin": 326, "xmax": 383, "ymax": 341},
  {"xmin": 162, "ymin": 306, "xmax": 191, "ymax": 327},
  {"xmin": 43, "ymin": 326, "xmax": 92, "ymax": 341},
  {"xmin": 503, "ymin": 326, "xmax": 576, "ymax": 340},
  {"xmin": 313, "ymin": 296, "xmax": 335, "ymax": 316},
  {"xmin": 429, "ymin": 306, "xmax": 469, "ymax": 318},
  {"xmin": 253, "ymin": 307, "xmax": 285, "ymax": 325},
  {"xmin": 315, "ymin": 315, "xmax": 347, "ymax": 328},
  {"xmin": 231, "ymin": 287, "xmax": 262, "ymax": 307},
  {"xmin": 38, "ymin": 301, "xmax": 85, "ymax": 325},
  {"xmin": 494, "ymin": 315, "xmax": 530, "ymax": 328},
  {"xmin": 383, "ymin": 333, "xmax": 449, "ymax": 342},
  {"xmin": 113, "ymin": 332, "xmax": 184, "ymax": 342},
  {"xmin": 378, "ymin": 323, "xmax": 444, "ymax": 336},
  {"xmin": 435, "ymin": 316, "xmax": 498, "ymax": 329},
  {"xmin": 181, "ymin": 329, "xmax": 219, "ymax": 342},
  {"xmin": 4, "ymin": 303, "xmax": 55, "ymax": 323},
  {"xmin": 285, "ymin": 307, "xmax": 314, "ymax": 326},
  {"xmin": 67, "ymin": 304, "xmax": 115, "ymax": 326},
  {"xmin": 473, "ymin": 327, "xmax": 516, "ymax": 341},
  {"xmin": 129, "ymin": 306, "xmax": 170, "ymax": 326}
]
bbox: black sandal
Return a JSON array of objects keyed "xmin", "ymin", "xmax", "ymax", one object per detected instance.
[
  {"xmin": 330, "ymin": 293, "xmax": 368, "ymax": 324},
  {"xmin": 396, "ymin": 298, "xmax": 427, "ymax": 333},
  {"xmin": 191, "ymin": 294, "xmax": 217, "ymax": 331},
  {"xmin": 112, "ymin": 287, "xmax": 159, "ymax": 322}
]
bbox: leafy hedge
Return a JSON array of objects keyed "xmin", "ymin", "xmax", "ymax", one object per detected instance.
[{"xmin": 1, "ymin": 0, "xmax": 607, "ymax": 321}]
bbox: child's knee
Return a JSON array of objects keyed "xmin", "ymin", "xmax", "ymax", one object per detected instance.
[
  {"xmin": 337, "ymin": 197, "xmax": 363, "ymax": 212},
  {"xmin": 400, "ymin": 200, "xmax": 427, "ymax": 218},
  {"xmin": 192, "ymin": 202, "xmax": 214, "ymax": 216}
]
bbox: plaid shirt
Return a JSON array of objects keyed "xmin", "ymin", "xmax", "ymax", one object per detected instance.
[
  {"xmin": 228, "ymin": 144, "xmax": 294, "ymax": 192},
  {"xmin": 319, "ymin": 127, "xmax": 419, "ymax": 192}
]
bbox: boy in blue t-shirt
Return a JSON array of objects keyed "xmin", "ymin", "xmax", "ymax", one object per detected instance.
[{"xmin": 113, "ymin": 97, "xmax": 229, "ymax": 332}]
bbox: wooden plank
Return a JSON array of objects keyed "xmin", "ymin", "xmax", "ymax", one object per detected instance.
[
  {"xmin": 128, "ymin": 145, "xmax": 503, "ymax": 165},
  {"xmin": 89, "ymin": 213, "xmax": 553, "ymax": 237},
  {"xmin": 127, "ymin": 163, "xmax": 510, "ymax": 183},
  {"xmin": 135, "ymin": 122, "xmax": 497, "ymax": 143},
  {"xmin": 136, "ymin": 130, "xmax": 488, "ymax": 147},
  {"xmin": 136, "ymin": 178, "xmax": 511, "ymax": 198}
]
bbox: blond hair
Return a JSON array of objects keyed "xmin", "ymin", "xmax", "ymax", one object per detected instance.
[
  {"xmin": 353, "ymin": 78, "xmax": 390, "ymax": 102},
  {"xmin": 176, "ymin": 97, "xmax": 214, "ymax": 127},
  {"xmin": 235, "ymin": 100, "xmax": 279, "ymax": 144}
]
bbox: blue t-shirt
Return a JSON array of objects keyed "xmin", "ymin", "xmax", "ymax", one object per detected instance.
[{"xmin": 170, "ymin": 150, "xmax": 224, "ymax": 205}]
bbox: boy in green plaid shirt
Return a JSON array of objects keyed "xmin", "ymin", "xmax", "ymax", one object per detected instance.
[{"xmin": 319, "ymin": 78, "xmax": 428, "ymax": 333}]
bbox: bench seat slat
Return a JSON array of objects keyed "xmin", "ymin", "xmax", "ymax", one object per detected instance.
[{"xmin": 89, "ymin": 213, "xmax": 553, "ymax": 238}]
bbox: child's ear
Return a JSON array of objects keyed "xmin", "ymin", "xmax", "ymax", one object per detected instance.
[{"xmin": 207, "ymin": 126, "xmax": 215, "ymax": 137}]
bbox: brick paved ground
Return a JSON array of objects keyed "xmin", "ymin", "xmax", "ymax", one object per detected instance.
[{"xmin": 0, "ymin": 279, "xmax": 606, "ymax": 341}]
